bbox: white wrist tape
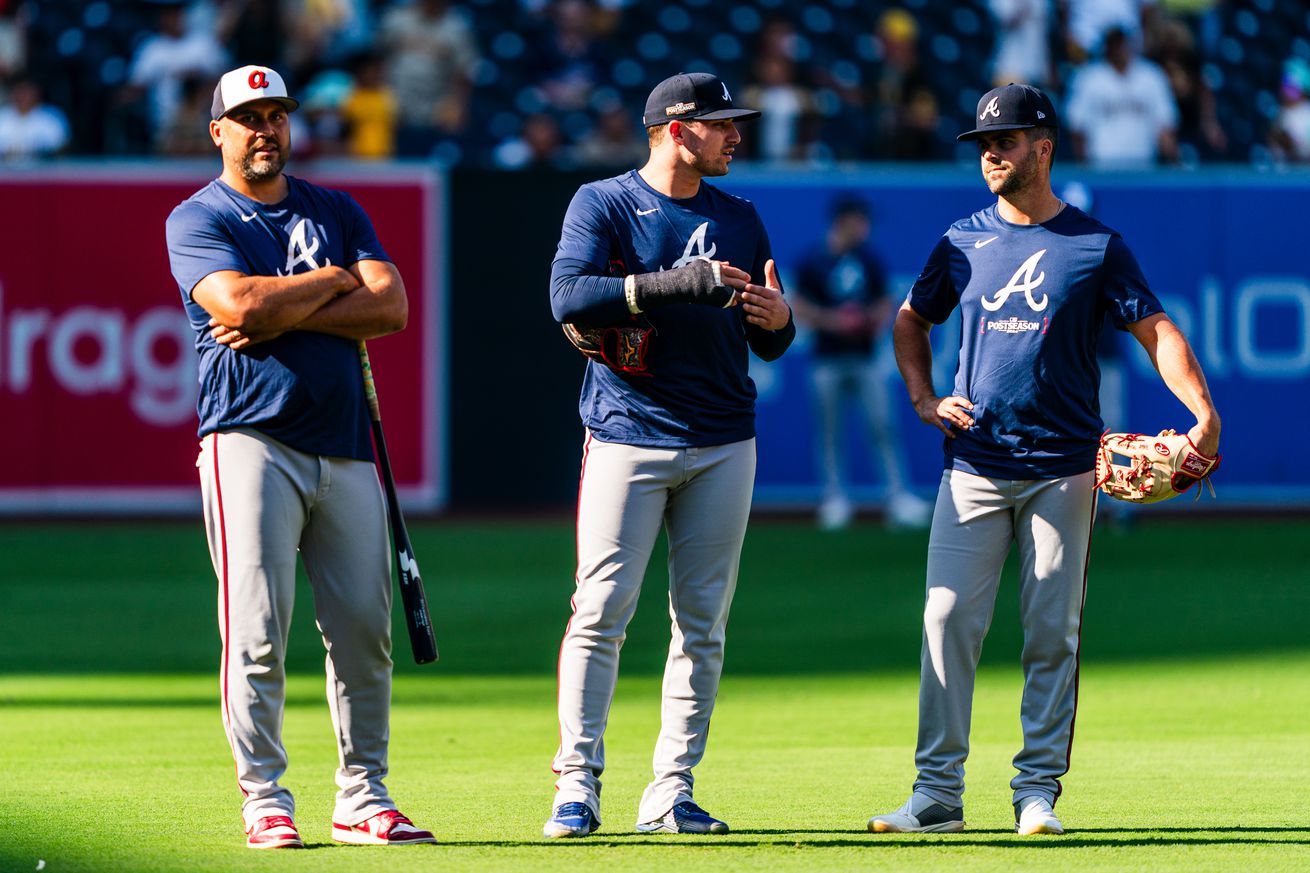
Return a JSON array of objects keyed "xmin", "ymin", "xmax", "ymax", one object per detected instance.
[
  {"xmin": 709, "ymin": 260, "xmax": 736, "ymax": 308},
  {"xmin": 624, "ymin": 274, "xmax": 642, "ymax": 314}
]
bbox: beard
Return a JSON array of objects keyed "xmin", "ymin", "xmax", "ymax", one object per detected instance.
[
  {"xmin": 986, "ymin": 146, "xmax": 1040, "ymax": 197},
  {"xmin": 238, "ymin": 146, "xmax": 286, "ymax": 183},
  {"xmin": 686, "ymin": 147, "xmax": 730, "ymax": 177}
]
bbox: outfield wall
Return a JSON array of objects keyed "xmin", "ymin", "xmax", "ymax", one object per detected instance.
[
  {"xmin": 0, "ymin": 163, "xmax": 446, "ymax": 514},
  {"xmin": 1, "ymin": 164, "xmax": 1305, "ymax": 513},
  {"xmin": 721, "ymin": 167, "xmax": 1310, "ymax": 510}
]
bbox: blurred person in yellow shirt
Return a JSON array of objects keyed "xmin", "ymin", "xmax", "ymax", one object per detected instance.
[{"xmin": 340, "ymin": 54, "xmax": 398, "ymax": 160}]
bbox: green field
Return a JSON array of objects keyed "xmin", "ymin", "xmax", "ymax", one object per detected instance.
[{"xmin": 2, "ymin": 517, "xmax": 1307, "ymax": 872}]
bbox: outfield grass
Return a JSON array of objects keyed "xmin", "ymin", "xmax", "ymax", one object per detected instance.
[{"xmin": 1, "ymin": 517, "xmax": 1307, "ymax": 871}]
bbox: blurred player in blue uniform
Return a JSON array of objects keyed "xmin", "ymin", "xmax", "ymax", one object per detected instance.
[
  {"xmin": 791, "ymin": 195, "xmax": 931, "ymax": 530},
  {"xmin": 869, "ymin": 84, "xmax": 1220, "ymax": 836},
  {"xmin": 544, "ymin": 72, "xmax": 795, "ymax": 838},
  {"xmin": 166, "ymin": 65, "xmax": 434, "ymax": 849}
]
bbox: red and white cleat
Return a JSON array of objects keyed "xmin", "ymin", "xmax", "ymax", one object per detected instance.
[
  {"xmin": 332, "ymin": 809, "xmax": 436, "ymax": 845},
  {"xmin": 245, "ymin": 815, "xmax": 304, "ymax": 849}
]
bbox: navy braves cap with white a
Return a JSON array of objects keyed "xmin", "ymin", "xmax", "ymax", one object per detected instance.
[
  {"xmin": 211, "ymin": 65, "xmax": 300, "ymax": 121},
  {"xmin": 642, "ymin": 72, "xmax": 760, "ymax": 128},
  {"xmin": 956, "ymin": 83, "xmax": 1057, "ymax": 141}
]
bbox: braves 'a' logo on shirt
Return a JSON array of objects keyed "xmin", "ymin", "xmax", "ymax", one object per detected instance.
[
  {"xmin": 670, "ymin": 221, "xmax": 717, "ymax": 268},
  {"xmin": 277, "ymin": 218, "xmax": 333, "ymax": 276},
  {"xmin": 981, "ymin": 249, "xmax": 1049, "ymax": 312}
]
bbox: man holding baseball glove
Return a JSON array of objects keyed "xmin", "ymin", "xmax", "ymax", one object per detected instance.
[
  {"xmin": 868, "ymin": 83, "xmax": 1220, "ymax": 837},
  {"xmin": 165, "ymin": 65, "xmax": 433, "ymax": 849},
  {"xmin": 545, "ymin": 72, "xmax": 794, "ymax": 839}
]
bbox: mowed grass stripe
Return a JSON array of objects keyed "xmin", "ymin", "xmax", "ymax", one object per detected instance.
[{"xmin": 1, "ymin": 517, "xmax": 1307, "ymax": 675}]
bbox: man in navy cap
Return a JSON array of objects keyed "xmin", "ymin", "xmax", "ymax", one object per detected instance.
[
  {"xmin": 867, "ymin": 83, "xmax": 1220, "ymax": 836},
  {"xmin": 543, "ymin": 71, "xmax": 794, "ymax": 839}
]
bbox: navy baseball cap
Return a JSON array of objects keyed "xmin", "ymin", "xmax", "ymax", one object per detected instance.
[
  {"xmin": 211, "ymin": 65, "xmax": 299, "ymax": 121},
  {"xmin": 956, "ymin": 83, "xmax": 1057, "ymax": 141},
  {"xmin": 642, "ymin": 72, "xmax": 760, "ymax": 128}
]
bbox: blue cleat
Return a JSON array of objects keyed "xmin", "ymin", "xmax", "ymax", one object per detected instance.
[
  {"xmin": 636, "ymin": 801, "xmax": 729, "ymax": 834},
  {"xmin": 543, "ymin": 802, "xmax": 600, "ymax": 838}
]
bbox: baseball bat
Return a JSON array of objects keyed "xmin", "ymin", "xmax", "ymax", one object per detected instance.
[{"xmin": 358, "ymin": 341, "xmax": 439, "ymax": 664}]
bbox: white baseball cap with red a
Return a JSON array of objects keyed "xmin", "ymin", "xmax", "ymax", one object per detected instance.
[{"xmin": 210, "ymin": 65, "xmax": 300, "ymax": 121}]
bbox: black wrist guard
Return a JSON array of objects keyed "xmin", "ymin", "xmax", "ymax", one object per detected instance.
[{"xmin": 628, "ymin": 259, "xmax": 736, "ymax": 312}]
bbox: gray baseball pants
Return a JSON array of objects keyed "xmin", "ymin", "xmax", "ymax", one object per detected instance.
[
  {"xmin": 197, "ymin": 428, "xmax": 396, "ymax": 829},
  {"xmin": 811, "ymin": 353, "xmax": 908, "ymax": 498},
  {"xmin": 552, "ymin": 433, "xmax": 756, "ymax": 825},
  {"xmin": 912, "ymin": 468, "xmax": 1096, "ymax": 810}
]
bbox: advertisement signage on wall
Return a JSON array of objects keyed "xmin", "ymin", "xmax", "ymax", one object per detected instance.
[
  {"xmin": 722, "ymin": 169, "xmax": 1310, "ymax": 508},
  {"xmin": 0, "ymin": 165, "xmax": 444, "ymax": 514}
]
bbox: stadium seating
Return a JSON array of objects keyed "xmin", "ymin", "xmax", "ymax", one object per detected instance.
[{"xmin": 12, "ymin": 0, "xmax": 1308, "ymax": 164}]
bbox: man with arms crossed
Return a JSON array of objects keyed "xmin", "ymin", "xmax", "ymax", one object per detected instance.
[
  {"xmin": 165, "ymin": 65, "xmax": 434, "ymax": 849},
  {"xmin": 868, "ymin": 83, "xmax": 1220, "ymax": 836},
  {"xmin": 545, "ymin": 72, "xmax": 794, "ymax": 838}
]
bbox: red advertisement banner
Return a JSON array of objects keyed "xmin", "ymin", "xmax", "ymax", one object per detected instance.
[{"xmin": 0, "ymin": 166, "xmax": 444, "ymax": 513}]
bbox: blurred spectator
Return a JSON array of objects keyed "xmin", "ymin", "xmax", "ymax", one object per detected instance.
[
  {"xmin": 0, "ymin": 78, "xmax": 69, "ymax": 160},
  {"xmin": 1064, "ymin": 0, "xmax": 1158, "ymax": 64},
  {"xmin": 1149, "ymin": 16, "xmax": 1226, "ymax": 162},
  {"xmin": 218, "ymin": 0, "xmax": 290, "ymax": 71},
  {"xmin": 379, "ymin": 0, "xmax": 479, "ymax": 156},
  {"xmin": 157, "ymin": 74, "xmax": 217, "ymax": 156},
  {"xmin": 988, "ymin": 0, "xmax": 1053, "ymax": 88},
  {"xmin": 2, "ymin": 0, "xmax": 1300, "ymax": 165},
  {"xmin": 0, "ymin": 3, "xmax": 24, "ymax": 85},
  {"xmin": 891, "ymin": 86, "xmax": 945, "ymax": 161},
  {"xmin": 756, "ymin": 14, "xmax": 802, "ymax": 64},
  {"xmin": 790, "ymin": 195, "xmax": 930, "ymax": 530},
  {"xmin": 493, "ymin": 112, "xmax": 567, "ymax": 169},
  {"xmin": 529, "ymin": 0, "xmax": 606, "ymax": 112},
  {"xmin": 810, "ymin": 30, "xmax": 872, "ymax": 161},
  {"xmin": 742, "ymin": 53, "xmax": 816, "ymax": 162},
  {"xmin": 571, "ymin": 102, "xmax": 646, "ymax": 168},
  {"xmin": 1153, "ymin": 0, "xmax": 1223, "ymax": 59},
  {"xmin": 339, "ymin": 53, "xmax": 398, "ymax": 160},
  {"xmin": 126, "ymin": 2, "xmax": 227, "ymax": 140},
  {"xmin": 298, "ymin": 67, "xmax": 353, "ymax": 157},
  {"xmin": 1269, "ymin": 58, "xmax": 1310, "ymax": 163},
  {"xmin": 289, "ymin": 0, "xmax": 375, "ymax": 74},
  {"xmin": 867, "ymin": 9, "xmax": 945, "ymax": 160},
  {"xmin": 1065, "ymin": 26, "xmax": 1179, "ymax": 167}
]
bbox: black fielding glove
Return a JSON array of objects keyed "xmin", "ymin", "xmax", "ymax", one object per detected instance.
[{"xmin": 626, "ymin": 258, "xmax": 736, "ymax": 312}]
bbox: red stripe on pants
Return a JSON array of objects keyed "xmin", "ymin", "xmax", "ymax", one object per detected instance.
[{"xmin": 212, "ymin": 433, "xmax": 247, "ymax": 797}]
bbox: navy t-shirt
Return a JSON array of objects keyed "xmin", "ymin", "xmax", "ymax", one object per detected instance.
[
  {"xmin": 166, "ymin": 176, "xmax": 389, "ymax": 461},
  {"xmin": 907, "ymin": 203, "xmax": 1163, "ymax": 479},
  {"xmin": 794, "ymin": 245, "xmax": 888, "ymax": 357},
  {"xmin": 550, "ymin": 170, "xmax": 795, "ymax": 447}
]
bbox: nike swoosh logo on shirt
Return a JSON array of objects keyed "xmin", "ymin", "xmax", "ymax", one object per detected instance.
[
  {"xmin": 240, "ymin": 212, "xmax": 258, "ymax": 222},
  {"xmin": 636, "ymin": 207, "xmax": 659, "ymax": 216},
  {"xmin": 974, "ymin": 236, "xmax": 998, "ymax": 248}
]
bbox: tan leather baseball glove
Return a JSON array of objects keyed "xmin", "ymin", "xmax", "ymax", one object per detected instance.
[
  {"xmin": 561, "ymin": 318, "xmax": 654, "ymax": 374},
  {"xmin": 1095, "ymin": 429, "xmax": 1221, "ymax": 504}
]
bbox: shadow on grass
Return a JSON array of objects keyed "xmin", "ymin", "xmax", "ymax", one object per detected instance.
[
  {"xmin": 441, "ymin": 828, "xmax": 1309, "ymax": 849},
  {"xmin": 734, "ymin": 827, "xmax": 1309, "ymax": 836}
]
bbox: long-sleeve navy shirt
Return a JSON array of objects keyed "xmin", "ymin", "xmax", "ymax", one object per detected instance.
[{"xmin": 551, "ymin": 170, "xmax": 795, "ymax": 447}]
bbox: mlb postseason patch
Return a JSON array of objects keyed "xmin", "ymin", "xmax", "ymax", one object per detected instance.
[{"xmin": 983, "ymin": 316, "xmax": 1044, "ymax": 334}]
